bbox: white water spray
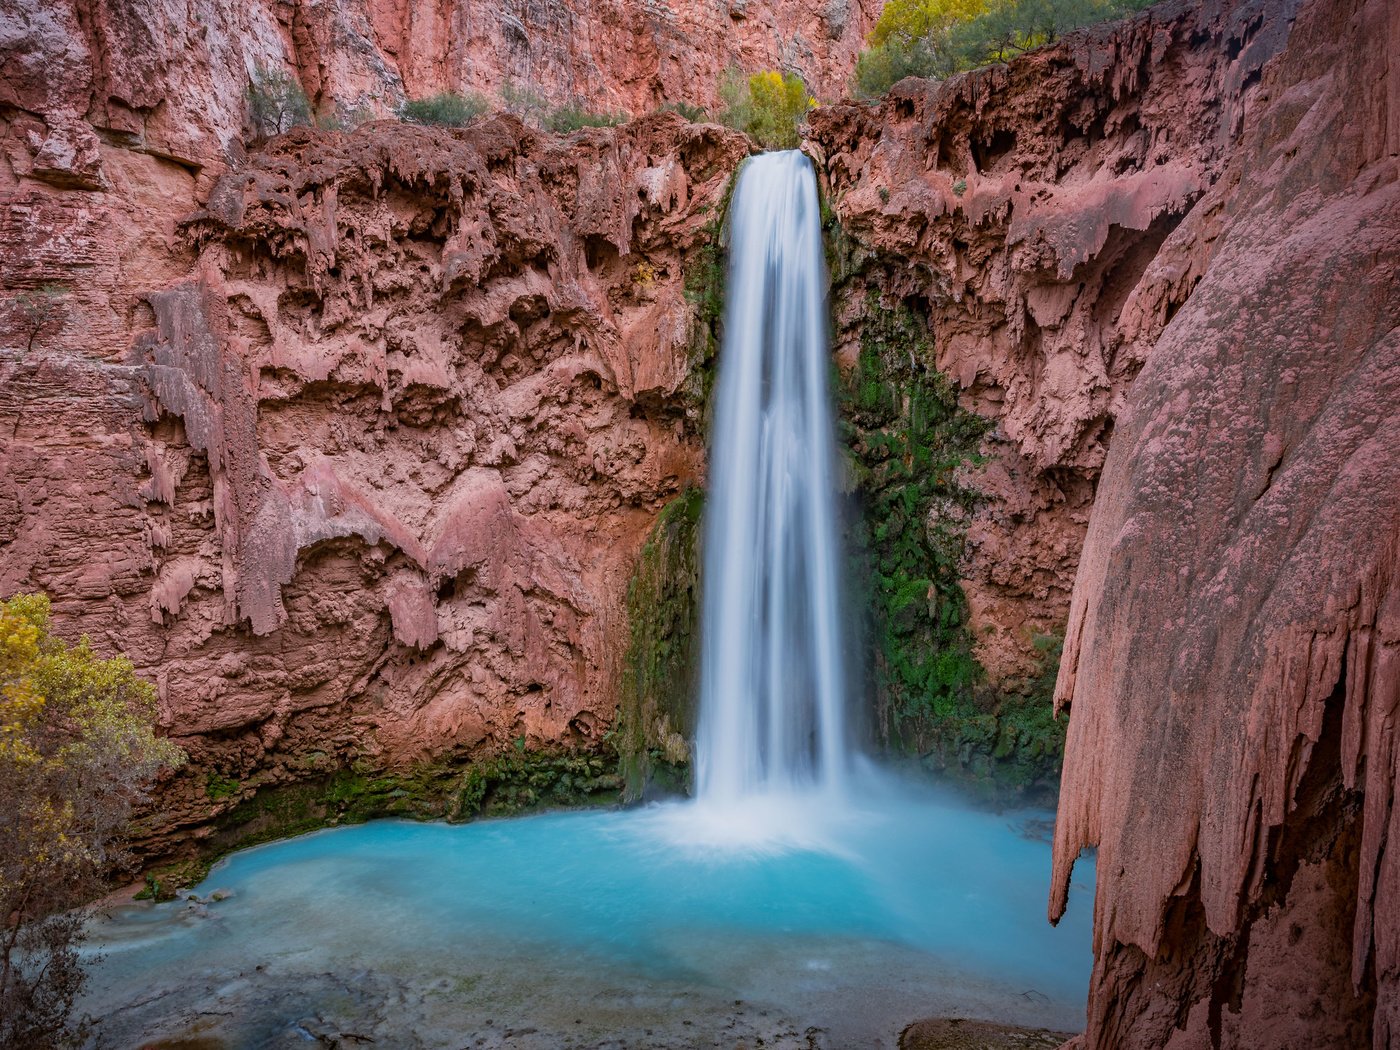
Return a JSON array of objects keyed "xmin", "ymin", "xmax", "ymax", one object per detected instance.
[{"xmin": 694, "ymin": 150, "xmax": 851, "ymax": 810}]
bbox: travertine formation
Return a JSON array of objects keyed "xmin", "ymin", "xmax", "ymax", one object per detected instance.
[
  {"xmin": 0, "ymin": 112, "xmax": 749, "ymax": 848},
  {"xmin": 3, "ymin": 0, "xmax": 1398, "ymax": 1043},
  {"xmin": 810, "ymin": 0, "xmax": 1295, "ymax": 683},
  {"xmin": 1046, "ymin": 0, "xmax": 1400, "ymax": 1044}
]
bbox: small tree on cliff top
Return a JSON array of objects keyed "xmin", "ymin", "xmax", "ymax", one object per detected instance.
[
  {"xmin": 719, "ymin": 69, "xmax": 815, "ymax": 150},
  {"xmin": 0, "ymin": 594, "xmax": 184, "ymax": 1049}
]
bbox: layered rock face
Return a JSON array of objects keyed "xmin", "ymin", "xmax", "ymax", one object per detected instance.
[
  {"xmin": 2, "ymin": 0, "xmax": 874, "ymax": 180},
  {"xmin": 816, "ymin": 0, "xmax": 1400, "ymax": 1041},
  {"xmin": 0, "ymin": 112, "xmax": 748, "ymax": 850},
  {"xmin": 811, "ymin": 0, "xmax": 1295, "ymax": 685},
  {"xmin": 1046, "ymin": 0, "xmax": 1400, "ymax": 1044}
]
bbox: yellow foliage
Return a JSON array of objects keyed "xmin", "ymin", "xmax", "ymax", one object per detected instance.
[
  {"xmin": 744, "ymin": 70, "xmax": 813, "ymax": 150},
  {"xmin": 869, "ymin": 0, "xmax": 989, "ymax": 46},
  {"xmin": 1, "ymin": 592, "xmax": 184, "ymax": 902}
]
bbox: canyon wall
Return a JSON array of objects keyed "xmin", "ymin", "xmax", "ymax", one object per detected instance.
[
  {"xmin": 809, "ymin": 0, "xmax": 1296, "ymax": 790},
  {"xmin": 1046, "ymin": 0, "xmax": 1400, "ymax": 1044},
  {"xmin": 816, "ymin": 0, "xmax": 1400, "ymax": 1041},
  {"xmin": 2, "ymin": 0, "xmax": 874, "ymax": 182},
  {"xmin": 0, "ymin": 107, "xmax": 749, "ymax": 855}
]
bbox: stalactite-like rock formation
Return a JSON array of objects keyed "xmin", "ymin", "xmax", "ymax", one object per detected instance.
[
  {"xmin": 0, "ymin": 113, "xmax": 748, "ymax": 854},
  {"xmin": 1046, "ymin": 0, "xmax": 1400, "ymax": 1043},
  {"xmin": 810, "ymin": 0, "xmax": 1296, "ymax": 685}
]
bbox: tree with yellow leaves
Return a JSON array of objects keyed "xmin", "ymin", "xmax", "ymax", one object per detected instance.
[
  {"xmin": 0, "ymin": 594, "xmax": 184, "ymax": 1048},
  {"xmin": 719, "ymin": 68, "xmax": 816, "ymax": 151}
]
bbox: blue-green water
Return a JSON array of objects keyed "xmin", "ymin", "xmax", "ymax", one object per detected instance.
[{"xmin": 82, "ymin": 773, "xmax": 1093, "ymax": 1047}]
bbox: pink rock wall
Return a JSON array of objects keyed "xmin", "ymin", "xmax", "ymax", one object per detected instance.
[
  {"xmin": 810, "ymin": 0, "xmax": 1294, "ymax": 684},
  {"xmin": 0, "ymin": 112, "xmax": 749, "ymax": 849},
  {"xmin": 1, "ymin": 0, "xmax": 875, "ymax": 177},
  {"xmin": 1045, "ymin": 0, "xmax": 1400, "ymax": 1044}
]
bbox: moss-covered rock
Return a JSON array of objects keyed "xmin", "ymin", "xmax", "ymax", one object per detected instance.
[
  {"xmin": 833, "ymin": 260, "xmax": 1065, "ymax": 801},
  {"xmin": 137, "ymin": 749, "xmax": 622, "ymax": 900},
  {"xmin": 616, "ymin": 487, "xmax": 703, "ymax": 801}
]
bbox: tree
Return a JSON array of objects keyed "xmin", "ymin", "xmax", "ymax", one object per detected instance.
[
  {"xmin": 246, "ymin": 64, "xmax": 312, "ymax": 138},
  {"xmin": 719, "ymin": 69, "xmax": 815, "ymax": 150},
  {"xmin": 0, "ymin": 594, "xmax": 184, "ymax": 1049},
  {"xmin": 7, "ymin": 285, "xmax": 67, "ymax": 356},
  {"xmin": 855, "ymin": 0, "xmax": 1157, "ymax": 97}
]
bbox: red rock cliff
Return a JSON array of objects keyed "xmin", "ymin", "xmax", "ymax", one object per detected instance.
[
  {"xmin": 2, "ymin": 0, "xmax": 874, "ymax": 178},
  {"xmin": 0, "ymin": 111, "xmax": 749, "ymax": 848},
  {"xmin": 816, "ymin": 0, "xmax": 1399, "ymax": 1041},
  {"xmin": 811, "ymin": 0, "xmax": 1295, "ymax": 685},
  {"xmin": 1045, "ymin": 0, "xmax": 1400, "ymax": 1043}
]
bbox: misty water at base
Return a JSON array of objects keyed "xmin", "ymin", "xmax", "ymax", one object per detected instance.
[
  {"xmin": 79, "ymin": 154, "xmax": 1095, "ymax": 1046},
  {"xmin": 81, "ymin": 768, "xmax": 1094, "ymax": 1045}
]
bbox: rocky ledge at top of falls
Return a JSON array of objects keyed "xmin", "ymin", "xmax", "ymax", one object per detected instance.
[{"xmin": 0, "ymin": 112, "xmax": 750, "ymax": 856}]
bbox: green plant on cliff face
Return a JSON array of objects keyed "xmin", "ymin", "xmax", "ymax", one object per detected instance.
[
  {"xmin": 616, "ymin": 489, "xmax": 705, "ymax": 800},
  {"xmin": 542, "ymin": 103, "xmax": 630, "ymax": 133},
  {"xmin": 838, "ymin": 293, "xmax": 1066, "ymax": 796},
  {"xmin": 399, "ymin": 91, "xmax": 490, "ymax": 128},
  {"xmin": 246, "ymin": 64, "xmax": 313, "ymax": 138},
  {"xmin": 680, "ymin": 170, "xmax": 739, "ymax": 416},
  {"xmin": 840, "ymin": 297, "xmax": 991, "ymax": 747},
  {"xmin": 6, "ymin": 284, "xmax": 68, "ymax": 356}
]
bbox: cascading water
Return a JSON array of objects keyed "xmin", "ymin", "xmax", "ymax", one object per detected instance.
[
  {"xmin": 75, "ymin": 150, "xmax": 1098, "ymax": 1050},
  {"xmin": 695, "ymin": 150, "xmax": 851, "ymax": 808}
]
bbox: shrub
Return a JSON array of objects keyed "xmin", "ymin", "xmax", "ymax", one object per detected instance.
[
  {"xmin": 0, "ymin": 594, "xmax": 185, "ymax": 1048},
  {"xmin": 854, "ymin": 0, "xmax": 1156, "ymax": 96},
  {"xmin": 719, "ymin": 68, "xmax": 814, "ymax": 150},
  {"xmin": 400, "ymin": 91, "xmax": 489, "ymax": 128},
  {"xmin": 497, "ymin": 83, "xmax": 627, "ymax": 134},
  {"xmin": 542, "ymin": 104, "xmax": 629, "ymax": 133},
  {"xmin": 660, "ymin": 101, "xmax": 710, "ymax": 123},
  {"xmin": 6, "ymin": 284, "xmax": 67, "ymax": 355},
  {"xmin": 246, "ymin": 64, "xmax": 312, "ymax": 138}
]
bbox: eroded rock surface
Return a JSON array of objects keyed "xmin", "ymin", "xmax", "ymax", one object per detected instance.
[
  {"xmin": 1045, "ymin": 0, "xmax": 1400, "ymax": 1043},
  {"xmin": 0, "ymin": 113, "xmax": 748, "ymax": 855},
  {"xmin": 1, "ymin": 0, "xmax": 876, "ymax": 179},
  {"xmin": 811, "ymin": 0, "xmax": 1298, "ymax": 685}
]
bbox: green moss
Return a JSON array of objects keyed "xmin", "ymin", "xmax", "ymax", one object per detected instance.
[
  {"xmin": 836, "ymin": 289, "xmax": 1064, "ymax": 800},
  {"xmin": 616, "ymin": 488, "xmax": 704, "ymax": 801},
  {"xmin": 681, "ymin": 170, "xmax": 740, "ymax": 418},
  {"xmin": 204, "ymin": 772, "xmax": 240, "ymax": 800},
  {"xmin": 139, "ymin": 751, "xmax": 621, "ymax": 900}
]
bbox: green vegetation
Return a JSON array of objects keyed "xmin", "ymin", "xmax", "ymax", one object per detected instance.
[
  {"xmin": 542, "ymin": 104, "xmax": 629, "ymax": 132},
  {"xmin": 1, "ymin": 594, "xmax": 185, "ymax": 1046},
  {"xmin": 139, "ymin": 750, "xmax": 621, "ymax": 901},
  {"xmin": 660, "ymin": 101, "xmax": 710, "ymax": 123},
  {"xmin": 500, "ymin": 82, "xmax": 629, "ymax": 133},
  {"xmin": 400, "ymin": 91, "xmax": 489, "ymax": 128},
  {"xmin": 616, "ymin": 489, "xmax": 705, "ymax": 800},
  {"xmin": 836, "ymin": 291, "xmax": 1064, "ymax": 797},
  {"xmin": 680, "ymin": 169, "xmax": 738, "ymax": 415},
  {"xmin": 719, "ymin": 68, "xmax": 815, "ymax": 150},
  {"xmin": 246, "ymin": 64, "xmax": 312, "ymax": 137},
  {"xmin": 854, "ymin": 0, "xmax": 1157, "ymax": 97}
]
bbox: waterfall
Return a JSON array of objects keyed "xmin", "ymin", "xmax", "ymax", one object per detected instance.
[{"xmin": 694, "ymin": 150, "xmax": 851, "ymax": 807}]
